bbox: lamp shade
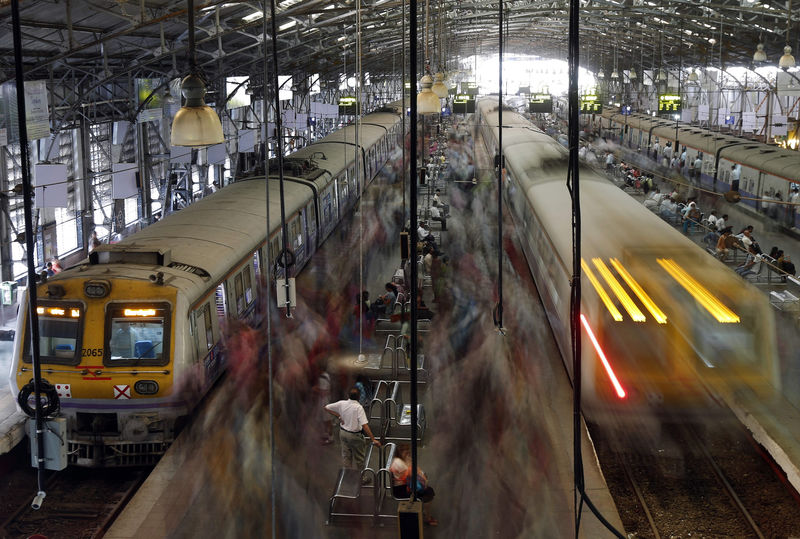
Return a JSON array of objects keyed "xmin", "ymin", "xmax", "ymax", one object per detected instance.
[
  {"xmin": 597, "ymin": 70, "xmax": 605, "ymax": 79},
  {"xmin": 610, "ymin": 69, "xmax": 619, "ymax": 79},
  {"xmin": 779, "ymin": 45, "xmax": 796, "ymax": 69},
  {"xmin": 417, "ymin": 75, "xmax": 441, "ymax": 114},
  {"xmin": 628, "ymin": 68, "xmax": 637, "ymax": 80},
  {"xmin": 171, "ymin": 74, "xmax": 224, "ymax": 147},
  {"xmin": 688, "ymin": 68, "xmax": 699, "ymax": 82},
  {"xmin": 753, "ymin": 43, "xmax": 767, "ymax": 63},
  {"xmin": 657, "ymin": 69, "xmax": 667, "ymax": 82},
  {"xmin": 431, "ymin": 72, "xmax": 449, "ymax": 98}
]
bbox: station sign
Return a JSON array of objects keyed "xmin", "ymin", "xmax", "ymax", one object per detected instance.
[
  {"xmin": 528, "ymin": 94, "xmax": 553, "ymax": 113},
  {"xmin": 453, "ymin": 94, "xmax": 476, "ymax": 114},
  {"xmin": 657, "ymin": 94, "xmax": 681, "ymax": 115},
  {"xmin": 338, "ymin": 96, "xmax": 360, "ymax": 115},
  {"xmin": 580, "ymin": 94, "xmax": 602, "ymax": 114},
  {"xmin": 462, "ymin": 82, "xmax": 479, "ymax": 96}
]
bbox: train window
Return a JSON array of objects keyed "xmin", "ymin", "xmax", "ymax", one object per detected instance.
[
  {"xmin": 23, "ymin": 301, "xmax": 84, "ymax": 365},
  {"xmin": 215, "ymin": 283, "xmax": 228, "ymax": 320},
  {"xmin": 234, "ymin": 273, "xmax": 244, "ymax": 314},
  {"xmin": 203, "ymin": 303, "xmax": 213, "ymax": 350},
  {"xmin": 243, "ymin": 266, "xmax": 253, "ymax": 305},
  {"xmin": 253, "ymin": 251, "xmax": 261, "ymax": 281},
  {"xmin": 322, "ymin": 192, "xmax": 332, "ymax": 223},
  {"xmin": 105, "ymin": 303, "xmax": 170, "ymax": 366},
  {"xmin": 338, "ymin": 176, "xmax": 348, "ymax": 202}
]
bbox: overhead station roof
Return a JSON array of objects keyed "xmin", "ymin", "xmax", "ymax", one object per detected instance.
[{"xmin": 0, "ymin": 0, "xmax": 796, "ymax": 120}]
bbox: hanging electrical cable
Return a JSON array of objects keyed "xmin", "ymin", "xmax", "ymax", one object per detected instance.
[
  {"xmin": 11, "ymin": 0, "xmax": 47, "ymax": 511},
  {"xmin": 269, "ymin": 0, "xmax": 292, "ymax": 319},
  {"xmin": 495, "ymin": 0, "xmax": 505, "ymax": 333},
  {"xmin": 567, "ymin": 0, "xmax": 625, "ymax": 535},
  {"xmin": 356, "ymin": 0, "xmax": 365, "ymax": 362},
  {"xmin": 262, "ymin": 3, "xmax": 276, "ymax": 537}
]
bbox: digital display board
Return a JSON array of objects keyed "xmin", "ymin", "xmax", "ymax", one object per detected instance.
[
  {"xmin": 528, "ymin": 94, "xmax": 553, "ymax": 113},
  {"xmin": 338, "ymin": 96, "xmax": 360, "ymax": 115},
  {"xmin": 462, "ymin": 82, "xmax": 479, "ymax": 96},
  {"xmin": 453, "ymin": 94, "xmax": 475, "ymax": 114},
  {"xmin": 658, "ymin": 94, "xmax": 681, "ymax": 115},
  {"xmin": 580, "ymin": 95, "xmax": 602, "ymax": 114}
]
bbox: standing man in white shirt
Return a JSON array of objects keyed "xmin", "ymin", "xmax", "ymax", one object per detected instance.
[{"xmin": 325, "ymin": 388, "xmax": 381, "ymax": 470}]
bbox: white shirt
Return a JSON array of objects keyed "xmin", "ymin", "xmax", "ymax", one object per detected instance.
[
  {"xmin": 694, "ymin": 158, "xmax": 702, "ymax": 171},
  {"xmin": 716, "ymin": 217, "xmax": 726, "ymax": 231},
  {"xmin": 707, "ymin": 215, "xmax": 718, "ymax": 227},
  {"xmin": 433, "ymin": 193, "xmax": 441, "ymax": 205},
  {"xmin": 418, "ymin": 226, "xmax": 429, "ymax": 239},
  {"xmin": 430, "ymin": 205, "xmax": 441, "ymax": 219},
  {"xmin": 325, "ymin": 399, "xmax": 367, "ymax": 432},
  {"xmin": 731, "ymin": 165, "xmax": 741, "ymax": 181},
  {"xmin": 605, "ymin": 153, "xmax": 614, "ymax": 165}
]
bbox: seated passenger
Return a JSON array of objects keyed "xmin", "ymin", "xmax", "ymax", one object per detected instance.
[
  {"xmin": 390, "ymin": 443, "xmax": 437, "ymax": 526},
  {"xmin": 735, "ymin": 247, "xmax": 760, "ymax": 277},
  {"xmin": 417, "ymin": 221, "xmax": 430, "ymax": 241},
  {"xmin": 715, "ymin": 228, "xmax": 732, "ymax": 260},
  {"xmin": 429, "ymin": 205, "xmax": 446, "ymax": 230},
  {"xmin": 371, "ymin": 283, "xmax": 398, "ymax": 318},
  {"xmin": 643, "ymin": 189, "xmax": 663, "ymax": 210}
]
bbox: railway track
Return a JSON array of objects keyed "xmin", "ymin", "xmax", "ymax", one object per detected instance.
[
  {"xmin": 0, "ymin": 460, "xmax": 147, "ymax": 539},
  {"xmin": 595, "ymin": 411, "xmax": 800, "ymax": 538}
]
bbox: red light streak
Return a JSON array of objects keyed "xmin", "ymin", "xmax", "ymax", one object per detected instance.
[{"xmin": 580, "ymin": 314, "xmax": 626, "ymax": 399}]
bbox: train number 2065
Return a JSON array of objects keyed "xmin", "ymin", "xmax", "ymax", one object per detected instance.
[{"xmin": 81, "ymin": 348, "xmax": 103, "ymax": 357}]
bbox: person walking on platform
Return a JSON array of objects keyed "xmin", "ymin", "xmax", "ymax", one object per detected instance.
[{"xmin": 324, "ymin": 388, "xmax": 381, "ymax": 471}]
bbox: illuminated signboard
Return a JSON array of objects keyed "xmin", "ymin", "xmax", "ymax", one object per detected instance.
[
  {"xmin": 621, "ymin": 105, "xmax": 632, "ymax": 115},
  {"xmin": 338, "ymin": 96, "xmax": 360, "ymax": 115},
  {"xmin": 453, "ymin": 94, "xmax": 475, "ymax": 114},
  {"xmin": 462, "ymin": 82, "xmax": 479, "ymax": 96},
  {"xmin": 580, "ymin": 95, "xmax": 602, "ymax": 114},
  {"xmin": 529, "ymin": 94, "xmax": 553, "ymax": 113},
  {"xmin": 658, "ymin": 94, "xmax": 681, "ymax": 115},
  {"xmin": 36, "ymin": 305, "xmax": 81, "ymax": 318}
]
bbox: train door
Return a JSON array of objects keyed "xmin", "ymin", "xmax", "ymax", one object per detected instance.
[
  {"xmin": 306, "ymin": 202, "xmax": 317, "ymax": 249},
  {"xmin": 194, "ymin": 301, "xmax": 222, "ymax": 384},
  {"xmin": 289, "ymin": 214, "xmax": 305, "ymax": 264}
]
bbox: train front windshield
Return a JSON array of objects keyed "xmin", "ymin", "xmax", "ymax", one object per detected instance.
[
  {"xmin": 24, "ymin": 303, "xmax": 83, "ymax": 364},
  {"xmin": 106, "ymin": 304, "xmax": 170, "ymax": 364}
]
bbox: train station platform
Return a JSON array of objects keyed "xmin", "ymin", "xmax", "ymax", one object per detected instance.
[{"xmin": 103, "ymin": 125, "xmax": 624, "ymax": 537}]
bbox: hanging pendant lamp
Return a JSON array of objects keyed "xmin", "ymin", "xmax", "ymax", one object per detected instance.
[
  {"xmin": 431, "ymin": 72, "xmax": 449, "ymax": 98},
  {"xmin": 688, "ymin": 68, "xmax": 699, "ymax": 82},
  {"xmin": 753, "ymin": 43, "xmax": 767, "ymax": 63},
  {"xmin": 628, "ymin": 68, "xmax": 637, "ymax": 80},
  {"xmin": 780, "ymin": 45, "xmax": 796, "ymax": 69},
  {"xmin": 171, "ymin": 0, "xmax": 224, "ymax": 147},
  {"xmin": 417, "ymin": 74, "xmax": 441, "ymax": 114},
  {"xmin": 597, "ymin": 69, "xmax": 605, "ymax": 79}
]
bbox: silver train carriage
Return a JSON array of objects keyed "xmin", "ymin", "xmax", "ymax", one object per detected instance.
[
  {"xmin": 595, "ymin": 109, "xmax": 800, "ymax": 227},
  {"xmin": 8, "ymin": 102, "xmax": 403, "ymax": 466},
  {"xmin": 477, "ymin": 98, "xmax": 779, "ymax": 423}
]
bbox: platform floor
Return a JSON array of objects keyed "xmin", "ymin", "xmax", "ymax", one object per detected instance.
[{"xmin": 105, "ymin": 131, "xmax": 624, "ymax": 537}]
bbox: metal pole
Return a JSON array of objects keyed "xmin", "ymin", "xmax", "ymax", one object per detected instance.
[
  {"xmin": 261, "ymin": 2, "xmax": 276, "ymax": 535},
  {"xmin": 269, "ymin": 0, "xmax": 292, "ymax": 318},
  {"xmin": 497, "ymin": 0, "xmax": 504, "ymax": 330},
  {"xmin": 11, "ymin": 0, "xmax": 46, "ymax": 508},
  {"xmin": 409, "ymin": 0, "xmax": 419, "ymax": 503},
  {"xmin": 402, "ymin": 0, "xmax": 407, "ymax": 224}
]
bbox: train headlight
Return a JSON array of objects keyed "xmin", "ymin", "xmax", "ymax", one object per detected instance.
[
  {"xmin": 134, "ymin": 380, "xmax": 159, "ymax": 395},
  {"xmin": 84, "ymin": 280, "xmax": 111, "ymax": 298}
]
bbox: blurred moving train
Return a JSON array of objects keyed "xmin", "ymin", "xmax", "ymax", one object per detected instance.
[
  {"xmin": 595, "ymin": 109, "xmax": 800, "ymax": 226},
  {"xmin": 8, "ymin": 103, "xmax": 403, "ymax": 466},
  {"xmin": 477, "ymin": 98, "xmax": 779, "ymax": 422}
]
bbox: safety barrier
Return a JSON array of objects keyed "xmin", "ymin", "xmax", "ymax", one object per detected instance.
[{"xmin": 327, "ymin": 442, "xmax": 397, "ymax": 525}]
